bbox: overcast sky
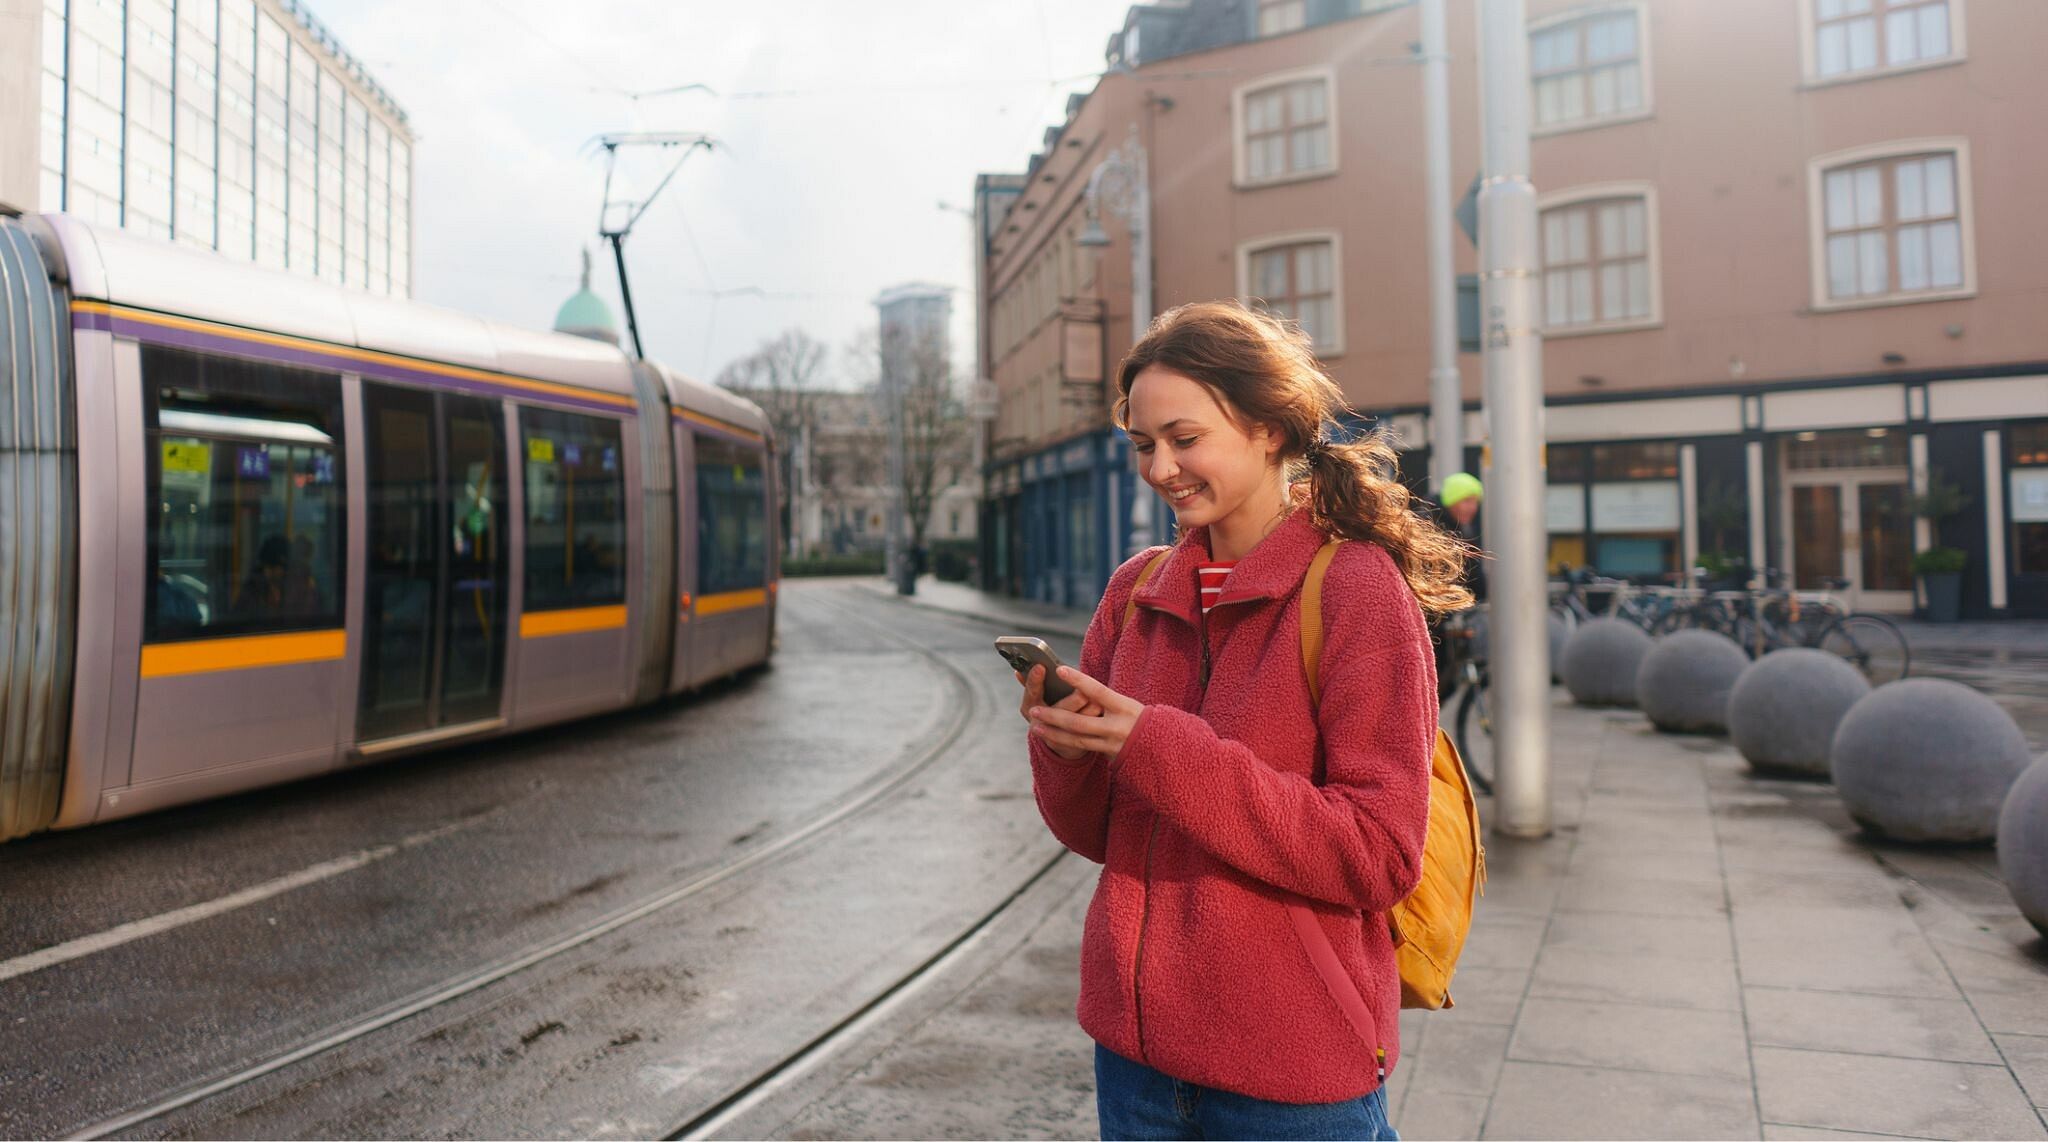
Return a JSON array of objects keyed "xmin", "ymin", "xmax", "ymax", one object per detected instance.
[{"xmin": 312, "ymin": 0, "xmax": 1136, "ymax": 386}]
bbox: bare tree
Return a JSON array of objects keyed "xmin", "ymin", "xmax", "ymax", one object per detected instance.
[
  {"xmin": 716, "ymin": 329, "xmax": 827, "ymax": 556},
  {"xmin": 866, "ymin": 322, "xmax": 969, "ymax": 568}
]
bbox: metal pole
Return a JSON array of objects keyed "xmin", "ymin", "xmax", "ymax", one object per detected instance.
[
  {"xmin": 607, "ymin": 232, "xmax": 646, "ymax": 359},
  {"xmin": 1422, "ymin": 0, "xmax": 1464, "ymax": 491},
  {"xmin": 1127, "ymin": 133, "xmax": 1160, "ymax": 553},
  {"xmin": 1477, "ymin": 0, "xmax": 1551, "ymax": 838},
  {"xmin": 882, "ymin": 330, "xmax": 910, "ymax": 594}
]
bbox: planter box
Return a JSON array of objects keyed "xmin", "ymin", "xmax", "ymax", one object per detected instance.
[{"xmin": 1919, "ymin": 571, "xmax": 1963, "ymax": 623}]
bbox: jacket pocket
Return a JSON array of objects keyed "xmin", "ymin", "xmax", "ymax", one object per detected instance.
[{"xmin": 1286, "ymin": 899, "xmax": 1379, "ymax": 1051}]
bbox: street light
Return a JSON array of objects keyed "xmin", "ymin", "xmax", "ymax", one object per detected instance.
[{"xmin": 1081, "ymin": 124, "xmax": 1157, "ymax": 558}]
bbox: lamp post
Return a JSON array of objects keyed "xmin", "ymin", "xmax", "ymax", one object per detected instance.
[
  {"xmin": 1478, "ymin": 0, "xmax": 1552, "ymax": 838},
  {"xmin": 1077, "ymin": 124, "xmax": 1158, "ymax": 558}
]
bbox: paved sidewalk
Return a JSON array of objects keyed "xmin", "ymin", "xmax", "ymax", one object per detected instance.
[
  {"xmin": 844, "ymin": 576, "xmax": 1089, "ymax": 640},
  {"xmin": 805, "ymin": 576, "xmax": 2048, "ymax": 1139}
]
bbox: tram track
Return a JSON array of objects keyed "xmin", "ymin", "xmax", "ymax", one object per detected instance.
[{"xmin": 66, "ymin": 585, "xmax": 1006, "ymax": 1140}]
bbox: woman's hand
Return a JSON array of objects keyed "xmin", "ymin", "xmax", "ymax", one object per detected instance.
[
  {"xmin": 1017, "ymin": 665, "xmax": 1103, "ymax": 761},
  {"xmin": 1027, "ymin": 667, "xmax": 1144, "ymax": 760}
]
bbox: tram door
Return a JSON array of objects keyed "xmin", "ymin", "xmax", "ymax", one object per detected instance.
[{"xmin": 358, "ymin": 385, "xmax": 509, "ymax": 743}]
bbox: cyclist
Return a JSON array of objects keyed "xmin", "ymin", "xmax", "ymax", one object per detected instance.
[{"xmin": 1425, "ymin": 472, "xmax": 1486, "ymax": 698}]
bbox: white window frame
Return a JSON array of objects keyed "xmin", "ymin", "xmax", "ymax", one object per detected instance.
[
  {"xmin": 1528, "ymin": 1, "xmax": 1655, "ymax": 138},
  {"xmin": 1231, "ymin": 66, "xmax": 1339, "ymax": 189},
  {"xmin": 1534, "ymin": 181, "xmax": 1663, "ymax": 337},
  {"xmin": 1235, "ymin": 230, "xmax": 1346, "ymax": 357},
  {"xmin": 1796, "ymin": 0, "xmax": 1967, "ymax": 88},
  {"xmin": 1806, "ymin": 137, "xmax": 1976, "ymax": 312},
  {"xmin": 1258, "ymin": 0, "xmax": 1307, "ymax": 37}
]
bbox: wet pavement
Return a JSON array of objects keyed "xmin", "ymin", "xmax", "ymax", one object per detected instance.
[
  {"xmin": 4, "ymin": 577, "xmax": 2041, "ymax": 1139},
  {"xmin": 0, "ymin": 584, "xmax": 1075, "ymax": 1139}
]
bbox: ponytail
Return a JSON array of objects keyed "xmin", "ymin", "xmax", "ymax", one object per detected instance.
[{"xmin": 1302, "ymin": 431, "xmax": 1475, "ymax": 617}]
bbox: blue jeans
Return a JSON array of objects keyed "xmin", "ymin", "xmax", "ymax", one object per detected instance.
[{"xmin": 1095, "ymin": 1044, "xmax": 1399, "ymax": 1141}]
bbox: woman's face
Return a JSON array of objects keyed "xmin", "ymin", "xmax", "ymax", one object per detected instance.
[{"xmin": 1124, "ymin": 365, "xmax": 1281, "ymax": 533}]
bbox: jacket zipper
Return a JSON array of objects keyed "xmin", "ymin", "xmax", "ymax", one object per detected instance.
[
  {"xmin": 1134, "ymin": 600, "xmax": 1214, "ymax": 1062},
  {"xmin": 1131, "ymin": 814, "xmax": 1159, "ymax": 1060}
]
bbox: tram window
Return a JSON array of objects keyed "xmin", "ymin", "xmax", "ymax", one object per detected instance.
[
  {"xmin": 143, "ymin": 346, "xmax": 346, "ymax": 642},
  {"xmin": 696, "ymin": 434, "xmax": 768, "ymax": 596},
  {"xmin": 522, "ymin": 408, "xmax": 626, "ymax": 610}
]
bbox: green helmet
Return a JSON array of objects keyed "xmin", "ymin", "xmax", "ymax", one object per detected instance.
[{"xmin": 1442, "ymin": 472, "xmax": 1484, "ymax": 507}]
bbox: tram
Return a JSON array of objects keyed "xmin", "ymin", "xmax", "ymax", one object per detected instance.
[{"xmin": 0, "ymin": 211, "xmax": 778, "ymax": 842}]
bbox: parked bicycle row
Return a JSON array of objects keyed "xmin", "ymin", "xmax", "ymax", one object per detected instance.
[{"xmin": 1442, "ymin": 564, "xmax": 1916, "ymax": 797}]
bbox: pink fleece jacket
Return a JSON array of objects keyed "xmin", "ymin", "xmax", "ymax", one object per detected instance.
[{"xmin": 1029, "ymin": 509, "xmax": 1436, "ymax": 1104}]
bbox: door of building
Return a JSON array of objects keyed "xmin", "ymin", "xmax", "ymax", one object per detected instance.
[
  {"xmin": 1781, "ymin": 467, "xmax": 1915, "ymax": 614},
  {"xmin": 358, "ymin": 385, "xmax": 510, "ymax": 745}
]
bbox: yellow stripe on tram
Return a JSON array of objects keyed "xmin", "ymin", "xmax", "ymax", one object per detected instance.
[
  {"xmin": 139, "ymin": 630, "xmax": 348, "ymax": 679},
  {"xmin": 695, "ymin": 588, "xmax": 768, "ymax": 617},
  {"xmin": 519, "ymin": 604, "xmax": 629, "ymax": 639}
]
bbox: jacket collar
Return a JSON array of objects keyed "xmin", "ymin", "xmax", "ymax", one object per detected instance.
[{"xmin": 1132, "ymin": 494, "xmax": 1332, "ymax": 625}]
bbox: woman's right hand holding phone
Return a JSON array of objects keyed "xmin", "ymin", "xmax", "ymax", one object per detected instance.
[{"xmin": 1018, "ymin": 665, "xmax": 1103, "ymax": 761}]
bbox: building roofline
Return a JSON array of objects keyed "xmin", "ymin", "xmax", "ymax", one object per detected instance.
[{"xmin": 271, "ymin": 0, "xmax": 412, "ymax": 131}]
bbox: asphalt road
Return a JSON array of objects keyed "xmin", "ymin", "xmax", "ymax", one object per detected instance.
[{"xmin": 0, "ymin": 582, "xmax": 1077, "ymax": 1139}]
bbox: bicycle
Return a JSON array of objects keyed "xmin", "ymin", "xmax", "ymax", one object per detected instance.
[
  {"xmin": 1652, "ymin": 570, "xmax": 1910, "ymax": 684},
  {"xmin": 1442, "ymin": 608, "xmax": 1495, "ymax": 797},
  {"xmin": 1552, "ymin": 565, "xmax": 1693, "ymax": 634}
]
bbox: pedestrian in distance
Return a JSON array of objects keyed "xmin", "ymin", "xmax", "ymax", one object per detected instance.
[
  {"xmin": 1015, "ymin": 301, "xmax": 1473, "ymax": 1141},
  {"xmin": 1423, "ymin": 471, "xmax": 1487, "ymax": 700}
]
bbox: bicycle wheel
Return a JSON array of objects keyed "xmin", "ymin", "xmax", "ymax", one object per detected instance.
[
  {"xmin": 1816, "ymin": 614, "xmax": 1911, "ymax": 685},
  {"xmin": 1453, "ymin": 676, "xmax": 1496, "ymax": 797}
]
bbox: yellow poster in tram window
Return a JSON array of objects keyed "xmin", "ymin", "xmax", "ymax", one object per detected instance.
[
  {"xmin": 527, "ymin": 436, "xmax": 556, "ymax": 463},
  {"xmin": 162, "ymin": 439, "xmax": 212, "ymax": 475}
]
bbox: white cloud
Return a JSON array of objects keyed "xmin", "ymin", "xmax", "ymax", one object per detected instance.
[{"xmin": 313, "ymin": 0, "xmax": 1132, "ymax": 385}]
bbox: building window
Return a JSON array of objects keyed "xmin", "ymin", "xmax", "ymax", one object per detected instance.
[
  {"xmin": 2011, "ymin": 421, "xmax": 2048, "ymax": 576},
  {"xmin": 1237, "ymin": 72, "xmax": 1334, "ymax": 184},
  {"xmin": 1540, "ymin": 192, "xmax": 1655, "ymax": 331},
  {"xmin": 522, "ymin": 409, "xmax": 626, "ymax": 610},
  {"xmin": 1812, "ymin": 0, "xmax": 1956, "ymax": 81},
  {"xmin": 1590, "ymin": 442, "xmax": 1681, "ymax": 579},
  {"xmin": 1241, "ymin": 235, "xmax": 1342, "ymax": 354},
  {"xmin": 1825, "ymin": 154, "xmax": 1959, "ymax": 299},
  {"xmin": 1259, "ymin": 0, "xmax": 1306, "ymax": 36},
  {"xmin": 143, "ymin": 346, "xmax": 346, "ymax": 641},
  {"xmin": 1531, "ymin": 6, "xmax": 1646, "ymax": 131},
  {"xmin": 1812, "ymin": 144, "xmax": 1971, "ymax": 307},
  {"xmin": 1786, "ymin": 428, "xmax": 1908, "ymax": 470}
]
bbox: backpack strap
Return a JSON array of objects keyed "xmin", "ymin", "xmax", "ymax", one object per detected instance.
[
  {"xmin": 1299, "ymin": 538, "xmax": 1344, "ymax": 708},
  {"xmin": 1120, "ymin": 547, "xmax": 1173, "ymax": 634}
]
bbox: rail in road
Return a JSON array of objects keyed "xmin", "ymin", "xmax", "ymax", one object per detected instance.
[{"xmin": 0, "ymin": 584, "xmax": 1079, "ymax": 1139}]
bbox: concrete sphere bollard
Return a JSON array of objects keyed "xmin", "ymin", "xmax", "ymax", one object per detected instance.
[
  {"xmin": 1830, "ymin": 678, "xmax": 2034, "ymax": 844},
  {"xmin": 1997, "ymin": 758, "xmax": 2048, "ymax": 937},
  {"xmin": 1727, "ymin": 648, "xmax": 1871, "ymax": 778},
  {"xmin": 1636, "ymin": 630, "xmax": 1751, "ymax": 734},
  {"xmin": 1560, "ymin": 618, "xmax": 1653, "ymax": 708}
]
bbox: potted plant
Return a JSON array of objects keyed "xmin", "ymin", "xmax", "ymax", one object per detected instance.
[
  {"xmin": 1694, "ymin": 549, "xmax": 1750, "ymax": 593},
  {"xmin": 1912, "ymin": 545, "xmax": 1967, "ymax": 622},
  {"xmin": 1909, "ymin": 473, "xmax": 1972, "ymax": 623}
]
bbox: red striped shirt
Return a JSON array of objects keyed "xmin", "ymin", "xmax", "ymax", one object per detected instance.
[{"xmin": 1197, "ymin": 560, "xmax": 1237, "ymax": 614}]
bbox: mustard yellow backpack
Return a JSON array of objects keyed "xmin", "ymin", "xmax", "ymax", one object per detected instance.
[{"xmin": 1124, "ymin": 541, "xmax": 1483, "ymax": 1010}]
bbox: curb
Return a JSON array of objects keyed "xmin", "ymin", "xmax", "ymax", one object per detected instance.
[{"xmin": 844, "ymin": 579, "xmax": 1091, "ymax": 641}]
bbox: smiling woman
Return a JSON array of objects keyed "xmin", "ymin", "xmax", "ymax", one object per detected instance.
[{"xmin": 1021, "ymin": 300, "xmax": 1472, "ymax": 1140}]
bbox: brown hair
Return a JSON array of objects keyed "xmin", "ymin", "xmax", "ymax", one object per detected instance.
[{"xmin": 1113, "ymin": 300, "xmax": 1474, "ymax": 615}]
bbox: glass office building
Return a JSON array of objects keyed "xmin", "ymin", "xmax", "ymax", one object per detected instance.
[{"xmin": 27, "ymin": 0, "xmax": 412, "ymax": 297}]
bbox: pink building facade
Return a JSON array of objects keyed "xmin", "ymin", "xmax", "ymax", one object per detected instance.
[{"xmin": 977, "ymin": 0, "xmax": 2048, "ymax": 617}]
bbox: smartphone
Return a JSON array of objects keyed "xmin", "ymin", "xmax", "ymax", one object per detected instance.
[{"xmin": 994, "ymin": 636, "xmax": 1076, "ymax": 705}]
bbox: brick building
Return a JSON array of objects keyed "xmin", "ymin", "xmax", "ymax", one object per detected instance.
[{"xmin": 975, "ymin": 0, "xmax": 2048, "ymax": 618}]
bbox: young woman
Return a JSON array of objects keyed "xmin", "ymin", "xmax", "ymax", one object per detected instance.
[{"xmin": 1017, "ymin": 301, "xmax": 1471, "ymax": 1141}]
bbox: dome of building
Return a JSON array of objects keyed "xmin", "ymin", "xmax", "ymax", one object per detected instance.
[{"xmin": 553, "ymin": 248, "xmax": 619, "ymax": 345}]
